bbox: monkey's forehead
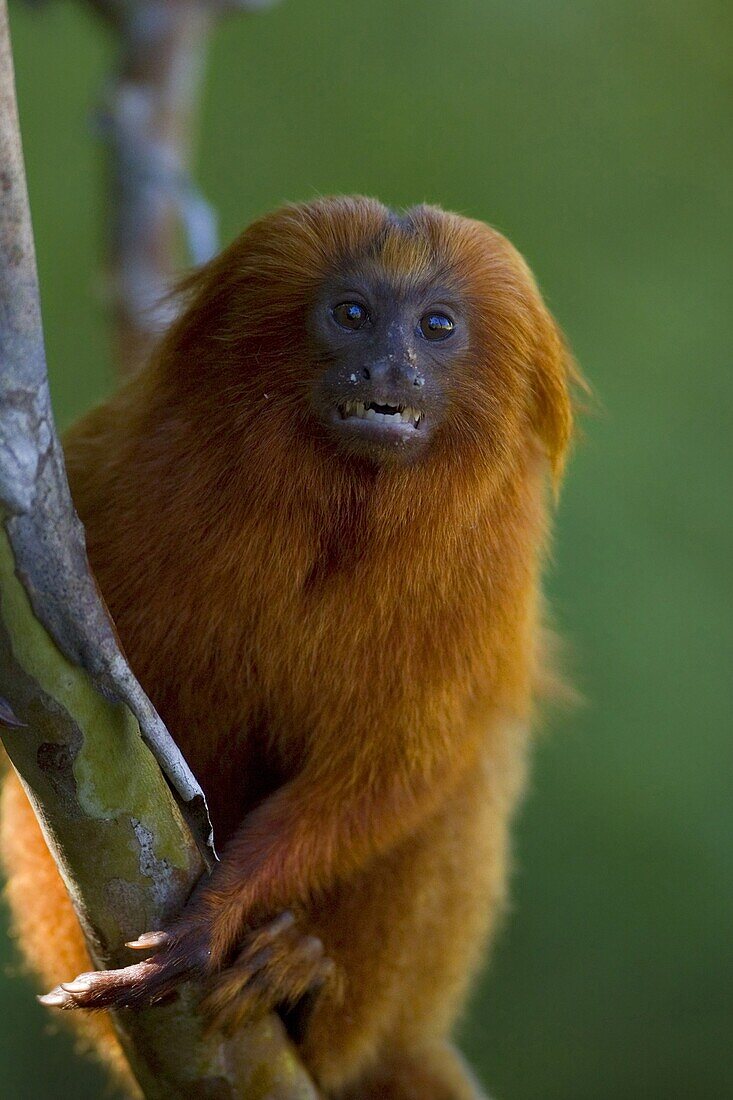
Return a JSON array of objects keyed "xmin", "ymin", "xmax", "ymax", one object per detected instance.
[
  {"xmin": 319, "ymin": 253, "xmax": 457, "ymax": 304},
  {"xmin": 314, "ymin": 206, "xmax": 481, "ymax": 296},
  {"xmin": 244, "ymin": 196, "xmax": 518, "ymax": 301}
]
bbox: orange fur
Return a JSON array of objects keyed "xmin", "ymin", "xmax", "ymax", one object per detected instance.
[
  {"xmin": 1, "ymin": 196, "xmax": 578, "ymax": 1098},
  {"xmin": 0, "ymin": 772, "xmax": 136, "ymax": 1092}
]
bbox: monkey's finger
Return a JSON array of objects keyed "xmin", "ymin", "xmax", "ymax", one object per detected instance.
[
  {"xmin": 233, "ymin": 910, "xmax": 296, "ymax": 959},
  {"xmin": 229, "ymin": 918, "xmax": 319, "ymax": 985},
  {"xmin": 309, "ymin": 955, "xmax": 337, "ymax": 992},
  {"xmin": 38, "ymin": 954, "xmax": 190, "ymax": 1012},
  {"xmin": 213, "ymin": 938, "xmax": 330, "ymax": 1031},
  {"xmin": 201, "ymin": 932, "xmax": 333, "ymax": 1035},
  {"xmin": 252, "ymin": 909, "xmax": 296, "ymax": 942},
  {"xmin": 194, "ymin": 915, "xmax": 306, "ymax": 1008}
]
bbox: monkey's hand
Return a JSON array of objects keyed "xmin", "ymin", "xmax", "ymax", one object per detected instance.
[
  {"xmin": 40, "ymin": 754, "xmax": 449, "ymax": 1019},
  {"xmin": 38, "ymin": 909, "xmax": 333, "ymax": 1026},
  {"xmin": 201, "ymin": 912, "xmax": 335, "ymax": 1035},
  {"xmin": 37, "ymin": 918, "xmax": 211, "ymax": 1011}
]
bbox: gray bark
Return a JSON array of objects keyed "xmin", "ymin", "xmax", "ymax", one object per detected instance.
[{"xmin": 0, "ymin": 2, "xmax": 315, "ymax": 1095}]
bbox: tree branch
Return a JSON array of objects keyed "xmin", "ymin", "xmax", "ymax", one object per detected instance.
[
  {"xmin": 0, "ymin": 2, "xmax": 315, "ymax": 1094},
  {"xmin": 86, "ymin": 0, "xmax": 281, "ymax": 375}
]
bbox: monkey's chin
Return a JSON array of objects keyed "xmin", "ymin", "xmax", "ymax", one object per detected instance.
[{"xmin": 323, "ymin": 405, "xmax": 431, "ymax": 465}]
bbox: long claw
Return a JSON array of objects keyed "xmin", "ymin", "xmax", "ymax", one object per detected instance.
[
  {"xmin": 36, "ymin": 926, "xmax": 208, "ymax": 1013},
  {"xmin": 61, "ymin": 977, "xmax": 94, "ymax": 994},
  {"xmin": 37, "ymin": 988, "xmax": 67, "ymax": 1008},
  {"xmin": 125, "ymin": 930, "xmax": 171, "ymax": 951}
]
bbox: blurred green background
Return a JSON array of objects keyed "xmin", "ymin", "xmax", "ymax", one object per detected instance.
[{"xmin": 2, "ymin": 0, "xmax": 731, "ymax": 1096}]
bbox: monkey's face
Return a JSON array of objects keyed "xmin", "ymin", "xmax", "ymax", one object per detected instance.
[
  {"xmin": 308, "ymin": 272, "xmax": 468, "ymax": 465},
  {"xmin": 169, "ymin": 197, "xmax": 575, "ymax": 481}
]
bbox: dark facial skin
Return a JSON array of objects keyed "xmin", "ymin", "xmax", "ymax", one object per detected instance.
[{"xmin": 309, "ymin": 270, "xmax": 469, "ymax": 465}]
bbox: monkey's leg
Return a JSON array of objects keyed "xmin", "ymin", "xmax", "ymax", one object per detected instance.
[
  {"xmin": 334, "ymin": 1042, "xmax": 488, "ymax": 1100},
  {"xmin": 0, "ymin": 771, "xmax": 136, "ymax": 1096}
]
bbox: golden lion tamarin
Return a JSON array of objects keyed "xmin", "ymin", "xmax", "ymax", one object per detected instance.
[{"xmin": 1, "ymin": 196, "xmax": 579, "ymax": 1098}]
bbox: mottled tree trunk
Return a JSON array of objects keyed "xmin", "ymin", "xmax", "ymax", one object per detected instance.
[{"xmin": 0, "ymin": 2, "xmax": 315, "ymax": 1094}]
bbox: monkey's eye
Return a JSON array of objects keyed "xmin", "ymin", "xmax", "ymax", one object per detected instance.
[
  {"xmin": 419, "ymin": 312, "xmax": 455, "ymax": 341},
  {"xmin": 332, "ymin": 302, "xmax": 369, "ymax": 331}
]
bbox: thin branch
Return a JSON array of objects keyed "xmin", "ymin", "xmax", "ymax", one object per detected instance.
[
  {"xmin": 0, "ymin": 3, "xmax": 315, "ymax": 1094},
  {"xmin": 86, "ymin": 0, "xmax": 280, "ymax": 374}
]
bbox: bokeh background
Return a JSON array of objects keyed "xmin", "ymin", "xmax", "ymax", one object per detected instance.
[{"xmin": 2, "ymin": 0, "xmax": 731, "ymax": 1096}]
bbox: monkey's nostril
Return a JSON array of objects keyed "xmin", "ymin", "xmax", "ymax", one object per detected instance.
[
  {"xmin": 362, "ymin": 367, "xmax": 371, "ymax": 381},
  {"xmin": 413, "ymin": 376, "xmax": 424, "ymax": 387}
]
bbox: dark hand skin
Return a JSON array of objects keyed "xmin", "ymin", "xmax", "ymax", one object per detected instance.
[{"xmin": 40, "ymin": 910, "xmax": 333, "ymax": 1036}]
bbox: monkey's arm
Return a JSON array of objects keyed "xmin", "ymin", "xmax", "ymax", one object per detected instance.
[
  {"xmin": 194, "ymin": 754, "xmax": 458, "ymax": 950},
  {"xmin": 41, "ymin": 714, "xmax": 480, "ymax": 1013}
]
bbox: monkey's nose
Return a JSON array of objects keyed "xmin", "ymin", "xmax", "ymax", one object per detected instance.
[{"xmin": 363, "ymin": 358, "xmax": 419, "ymax": 386}]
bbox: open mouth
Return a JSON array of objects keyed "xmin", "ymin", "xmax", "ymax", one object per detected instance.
[{"xmin": 337, "ymin": 400, "xmax": 423, "ymax": 429}]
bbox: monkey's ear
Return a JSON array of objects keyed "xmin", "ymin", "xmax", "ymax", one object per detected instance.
[{"xmin": 531, "ymin": 311, "xmax": 585, "ymax": 491}]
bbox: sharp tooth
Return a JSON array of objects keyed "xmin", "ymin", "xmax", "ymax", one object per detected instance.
[
  {"xmin": 366, "ymin": 408, "xmax": 376, "ymax": 420},
  {"xmin": 356, "ymin": 402, "xmax": 365, "ymax": 417}
]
